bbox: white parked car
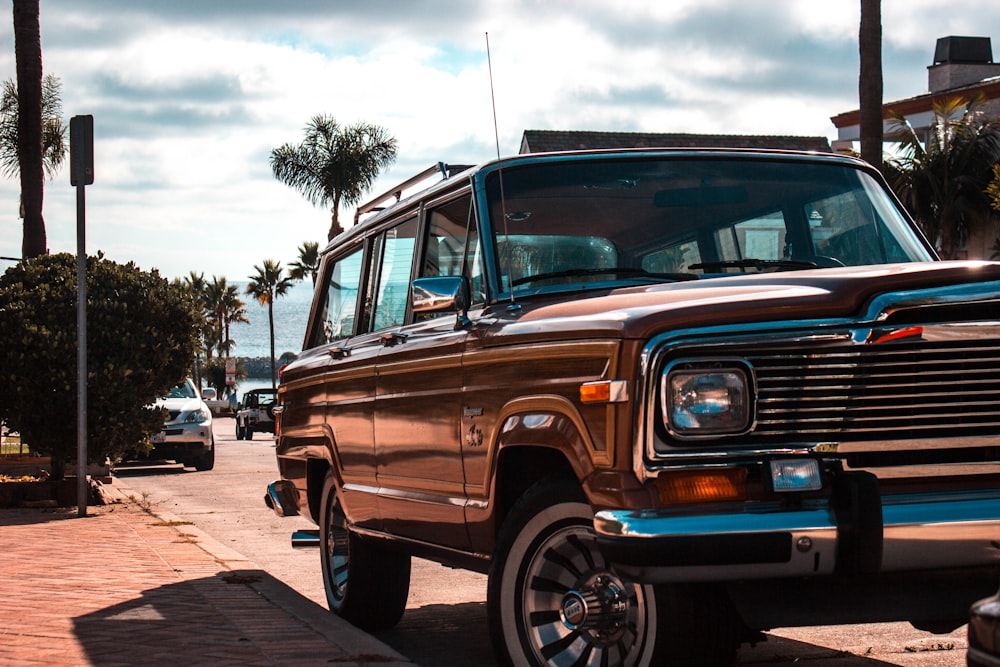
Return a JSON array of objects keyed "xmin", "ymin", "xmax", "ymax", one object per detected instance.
[{"xmin": 149, "ymin": 378, "xmax": 215, "ymax": 471}]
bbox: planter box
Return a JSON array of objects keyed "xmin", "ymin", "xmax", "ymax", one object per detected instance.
[{"xmin": 0, "ymin": 478, "xmax": 92, "ymax": 508}]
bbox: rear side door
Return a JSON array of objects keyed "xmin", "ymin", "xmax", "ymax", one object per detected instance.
[{"xmin": 292, "ymin": 242, "xmax": 383, "ymax": 529}]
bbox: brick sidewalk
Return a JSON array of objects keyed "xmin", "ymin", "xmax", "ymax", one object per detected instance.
[{"xmin": 0, "ymin": 498, "xmax": 410, "ymax": 666}]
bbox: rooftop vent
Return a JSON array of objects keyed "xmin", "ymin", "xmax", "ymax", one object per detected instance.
[{"xmin": 933, "ymin": 36, "xmax": 993, "ymax": 65}]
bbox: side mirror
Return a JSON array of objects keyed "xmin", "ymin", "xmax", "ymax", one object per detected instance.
[
  {"xmin": 412, "ymin": 276, "xmax": 471, "ymax": 317},
  {"xmin": 202, "ymin": 387, "xmax": 217, "ymax": 399}
]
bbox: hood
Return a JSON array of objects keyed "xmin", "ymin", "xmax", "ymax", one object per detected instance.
[
  {"xmin": 154, "ymin": 396, "xmax": 207, "ymax": 415},
  {"xmin": 484, "ymin": 261, "xmax": 1000, "ymax": 343}
]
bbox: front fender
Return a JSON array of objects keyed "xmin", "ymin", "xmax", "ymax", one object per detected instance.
[{"xmin": 494, "ymin": 395, "xmax": 600, "ymax": 481}]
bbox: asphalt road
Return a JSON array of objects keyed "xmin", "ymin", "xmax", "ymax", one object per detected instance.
[{"xmin": 113, "ymin": 417, "xmax": 971, "ymax": 666}]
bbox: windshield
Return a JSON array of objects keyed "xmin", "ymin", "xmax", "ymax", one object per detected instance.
[
  {"xmin": 485, "ymin": 156, "xmax": 932, "ymax": 296},
  {"xmin": 165, "ymin": 381, "xmax": 197, "ymax": 399}
]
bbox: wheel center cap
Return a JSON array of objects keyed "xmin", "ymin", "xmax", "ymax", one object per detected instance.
[
  {"xmin": 559, "ymin": 576, "xmax": 628, "ymax": 635},
  {"xmin": 560, "ymin": 591, "xmax": 589, "ymax": 629}
]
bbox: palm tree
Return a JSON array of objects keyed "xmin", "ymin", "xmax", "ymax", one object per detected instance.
[
  {"xmin": 0, "ymin": 76, "xmax": 65, "ymax": 180},
  {"xmin": 203, "ymin": 276, "xmax": 228, "ymax": 358},
  {"xmin": 858, "ymin": 0, "xmax": 883, "ymax": 173},
  {"xmin": 885, "ymin": 96, "xmax": 1000, "ymax": 259},
  {"xmin": 246, "ymin": 260, "xmax": 295, "ymax": 392},
  {"xmin": 183, "ymin": 270, "xmax": 207, "ymax": 297},
  {"xmin": 202, "ymin": 276, "xmax": 249, "ymax": 358},
  {"xmin": 270, "ymin": 115, "xmax": 397, "ymax": 240},
  {"xmin": 181, "ymin": 271, "xmax": 210, "ymax": 385},
  {"xmin": 988, "ymin": 164, "xmax": 1000, "ymax": 218},
  {"xmin": 289, "ymin": 241, "xmax": 320, "ymax": 285},
  {"xmin": 11, "ymin": 0, "xmax": 53, "ymax": 258},
  {"xmin": 220, "ymin": 283, "xmax": 248, "ymax": 357}
]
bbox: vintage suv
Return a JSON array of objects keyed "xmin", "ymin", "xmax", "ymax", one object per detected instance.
[{"xmin": 266, "ymin": 149, "xmax": 1000, "ymax": 666}]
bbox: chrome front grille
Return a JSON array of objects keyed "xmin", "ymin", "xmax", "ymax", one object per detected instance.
[{"xmin": 748, "ymin": 337, "xmax": 1000, "ymax": 440}]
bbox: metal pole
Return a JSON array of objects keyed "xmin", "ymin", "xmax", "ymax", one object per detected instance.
[
  {"xmin": 76, "ymin": 176, "xmax": 87, "ymax": 517},
  {"xmin": 71, "ymin": 114, "xmax": 94, "ymax": 518}
]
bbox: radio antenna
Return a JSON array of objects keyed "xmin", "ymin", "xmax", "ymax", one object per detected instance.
[{"xmin": 486, "ymin": 32, "xmax": 517, "ymax": 308}]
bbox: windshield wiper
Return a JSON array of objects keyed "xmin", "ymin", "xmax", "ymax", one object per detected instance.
[
  {"xmin": 688, "ymin": 258, "xmax": 819, "ymax": 272},
  {"xmin": 511, "ymin": 267, "xmax": 698, "ymax": 287}
]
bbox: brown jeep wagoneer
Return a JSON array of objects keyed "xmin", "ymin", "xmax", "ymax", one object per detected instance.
[{"xmin": 266, "ymin": 149, "xmax": 1000, "ymax": 666}]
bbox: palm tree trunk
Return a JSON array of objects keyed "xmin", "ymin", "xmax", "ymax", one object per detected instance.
[
  {"xmin": 328, "ymin": 192, "xmax": 343, "ymax": 240},
  {"xmin": 268, "ymin": 298, "xmax": 277, "ymax": 393},
  {"xmin": 13, "ymin": 0, "xmax": 46, "ymax": 258},
  {"xmin": 859, "ymin": 0, "xmax": 883, "ymax": 173}
]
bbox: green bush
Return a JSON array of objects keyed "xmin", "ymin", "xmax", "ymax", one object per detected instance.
[
  {"xmin": 203, "ymin": 357, "xmax": 245, "ymax": 399},
  {"xmin": 0, "ymin": 253, "xmax": 200, "ymax": 478}
]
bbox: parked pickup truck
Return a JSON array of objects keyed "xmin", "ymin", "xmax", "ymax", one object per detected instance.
[
  {"xmin": 199, "ymin": 386, "xmax": 232, "ymax": 416},
  {"xmin": 235, "ymin": 388, "xmax": 276, "ymax": 440},
  {"xmin": 266, "ymin": 149, "xmax": 1000, "ymax": 666}
]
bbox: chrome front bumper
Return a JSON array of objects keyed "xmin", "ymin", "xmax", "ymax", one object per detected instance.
[{"xmin": 594, "ymin": 490, "xmax": 1000, "ymax": 583}]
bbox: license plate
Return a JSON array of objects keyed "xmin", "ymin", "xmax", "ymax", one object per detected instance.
[{"xmin": 151, "ymin": 434, "xmax": 165, "ymax": 444}]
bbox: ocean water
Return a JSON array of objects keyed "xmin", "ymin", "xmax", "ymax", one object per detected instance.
[{"xmin": 229, "ymin": 279, "xmax": 314, "ymax": 360}]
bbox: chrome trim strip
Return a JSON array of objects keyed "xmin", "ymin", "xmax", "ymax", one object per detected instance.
[
  {"xmin": 342, "ymin": 482, "xmax": 487, "ymax": 510},
  {"xmin": 865, "ymin": 278, "xmax": 1000, "ymax": 321}
]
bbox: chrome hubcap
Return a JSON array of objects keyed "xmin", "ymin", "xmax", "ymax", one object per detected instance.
[
  {"xmin": 324, "ymin": 502, "xmax": 350, "ymax": 601},
  {"xmin": 522, "ymin": 524, "xmax": 648, "ymax": 666},
  {"xmin": 559, "ymin": 575, "xmax": 629, "ymax": 638}
]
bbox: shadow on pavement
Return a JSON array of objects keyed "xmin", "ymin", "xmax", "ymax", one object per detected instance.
[
  {"xmin": 375, "ymin": 601, "xmax": 492, "ymax": 665},
  {"xmin": 111, "ymin": 460, "xmax": 188, "ymax": 476},
  {"xmin": 738, "ymin": 636, "xmax": 902, "ymax": 665},
  {"xmin": 0, "ymin": 506, "xmax": 91, "ymax": 527},
  {"xmin": 374, "ymin": 599, "xmax": 909, "ymax": 666},
  {"xmin": 72, "ymin": 569, "xmax": 388, "ymax": 666},
  {"xmin": 73, "ymin": 576, "xmax": 262, "ymax": 665}
]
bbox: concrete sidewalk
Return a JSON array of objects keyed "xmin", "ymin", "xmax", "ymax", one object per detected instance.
[{"xmin": 0, "ymin": 485, "xmax": 411, "ymax": 666}]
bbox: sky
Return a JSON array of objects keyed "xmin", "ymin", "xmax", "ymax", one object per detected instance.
[{"xmin": 0, "ymin": 0, "xmax": 998, "ymax": 281}]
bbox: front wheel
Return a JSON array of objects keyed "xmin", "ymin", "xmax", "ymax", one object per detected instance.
[
  {"xmin": 320, "ymin": 477, "xmax": 411, "ymax": 631},
  {"xmin": 487, "ymin": 477, "xmax": 740, "ymax": 666},
  {"xmin": 193, "ymin": 439, "xmax": 215, "ymax": 471}
]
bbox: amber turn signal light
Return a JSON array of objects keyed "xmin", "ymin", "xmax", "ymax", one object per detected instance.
[
  {"xmin": 579, "ymin": 380, "xmax": 628, "ymax": 403},
  {"xmin": 656, "ymin": 468, "xmax": 747, "ymax": 504}
]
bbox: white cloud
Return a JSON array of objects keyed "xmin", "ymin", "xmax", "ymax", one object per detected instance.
[{"xmin": 1, "ymin": 1, "xmax": 1000, "ymax": 278}]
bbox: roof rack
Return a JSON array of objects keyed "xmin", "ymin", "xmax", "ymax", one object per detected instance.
[{"xmin": 354, "ymin": 162, "xmax": 472, "ymax": 224}]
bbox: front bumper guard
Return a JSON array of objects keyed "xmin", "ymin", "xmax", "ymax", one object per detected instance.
[
  {"xmin": 264, "ymin": 480, "xmax": 300, "ymax": 517},
  {"xmin": 594, "ymin": 492, "xmax": 1000, "ymax": 583}
]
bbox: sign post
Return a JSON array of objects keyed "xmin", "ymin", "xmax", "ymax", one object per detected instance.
[{"xmin": 70, "ymin": 115, "xmax": 94, "ymax": 517}]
